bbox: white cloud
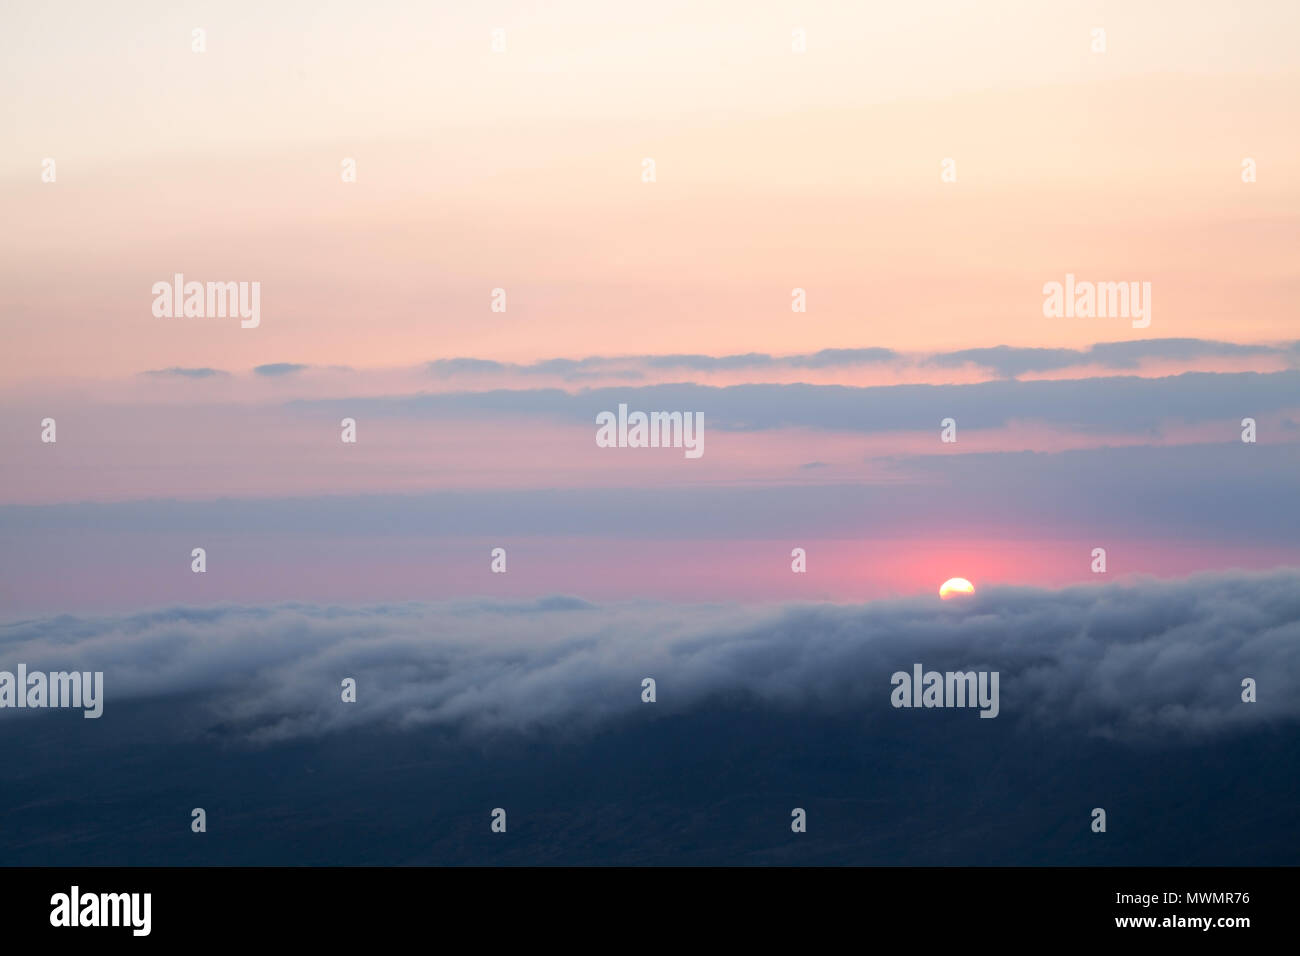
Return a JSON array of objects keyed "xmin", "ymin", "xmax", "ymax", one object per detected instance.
[{"xmin": 2, "ymin": 571, "xmax": 1297, "ymax": 745}]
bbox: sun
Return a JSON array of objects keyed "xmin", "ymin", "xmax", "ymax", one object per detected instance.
[{"xmin": 939, "ymin": 577, "xmax": 975, "ymax": 599}]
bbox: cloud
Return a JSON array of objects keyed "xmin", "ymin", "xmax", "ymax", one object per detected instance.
[
  {"xmin": 928, "ymin": 339, "xmax": 1285, "ymax": 378},
  {"xmin": 422, "ymin": 340, "xmax": 1291, "ymax": 383},
  {"xmin": 1085, "ymin": 339, "xmax": 1280, "ymax": 368},
  {"xmin": 426, "ymin": 348, "xmax": 901, "ymax": 380},
  {"xmin": 141, "ymin": 367, "xmax": 227, "ymax": 379},
  {"xmin": 2, "ymin": 570, "xmax": 1296, "ymax": 746},
  {"xmin": 293, "ymin": 370, "xmax": 1300, "ymax": 435},
  {"xmin": 254, "ymin": 363, "xmax": 309, "ymax": 377},
  {"xmin": 136, "ymin": 341, "xmax": 1294, "ymax": 387},
  {"xmin": 925, "ymin": 346, "xmax": 1082, "ymax": 377},
  {"xmin": 427, "ymin": 358, "xmax": 509, "ymax": 376},
  {"xmin": 786, "ymin": 347, "xmax": 899, "ymax": 368}
]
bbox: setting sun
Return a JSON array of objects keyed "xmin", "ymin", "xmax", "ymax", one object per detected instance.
[{"xmin": 939, "ymin": 577, "xmax": 975, "ymax": 599}]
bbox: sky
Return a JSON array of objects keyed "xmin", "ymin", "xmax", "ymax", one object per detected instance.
[{"xmin": 1, "ymin": 0, "xmax": 1298, "ymax": 613}]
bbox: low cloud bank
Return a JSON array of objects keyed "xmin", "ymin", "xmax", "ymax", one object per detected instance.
[{"xmin": 1, "ymin": 571, "xmax": 1296, "ymax": 745}]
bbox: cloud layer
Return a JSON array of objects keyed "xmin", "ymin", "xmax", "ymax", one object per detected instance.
[
  {"xmin": 3, "ymin": 570, "xmax": 1296, "ymax": 746},
  {"xmin": 292, "ymin": 370, "xmax": 1300, "ymax": 435},
  {"xmin": 134, "ymin": 337, "xmax": 1300, "ymax": 386}
]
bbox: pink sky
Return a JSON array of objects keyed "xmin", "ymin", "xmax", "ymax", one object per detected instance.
[{"xmin": 1, "ymin": 1, "xmax": 1297, "ymax": 609}]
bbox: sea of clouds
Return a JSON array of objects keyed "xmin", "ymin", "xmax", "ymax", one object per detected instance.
[{"xmin": 2, "ymin": 570, "xmax": 1297, "ymax": 746}]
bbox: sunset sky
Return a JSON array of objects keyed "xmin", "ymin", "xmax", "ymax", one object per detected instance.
[
  {"xmin": 2, "ymin": 0, "xmax": 1298, "ymax": 612},
  {"xmin": 4, "ymin": 1, "xmax": 1300, "ymax": 882}
]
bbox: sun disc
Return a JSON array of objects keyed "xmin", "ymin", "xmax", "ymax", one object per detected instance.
[{"xmin": 939, "ymin": 577, "xmax": 975, "ymax": 599}]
